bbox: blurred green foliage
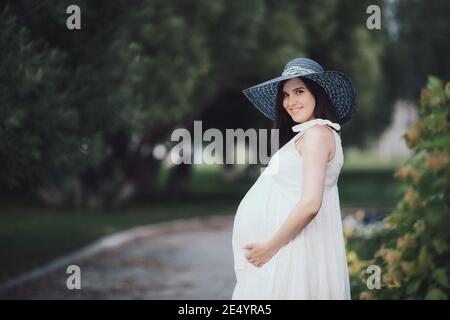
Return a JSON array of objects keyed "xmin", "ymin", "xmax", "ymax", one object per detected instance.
[
  {"xmin": 350, "ymin": 76, "xmax": 450, "ymax": 299},
  {"xmin": 0, "ymin": 0, "xmax": 448, "ymax": 207}
]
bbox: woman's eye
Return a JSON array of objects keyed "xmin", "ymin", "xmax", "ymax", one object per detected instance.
[{"xmin": 295, "ymin": 90, "xmax": 303, "ymax": 95}]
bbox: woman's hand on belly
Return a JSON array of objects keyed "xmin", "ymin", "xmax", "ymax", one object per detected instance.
[{"xmin": 243, "ymin": 241, "xmax": 278, "ymax": 268}]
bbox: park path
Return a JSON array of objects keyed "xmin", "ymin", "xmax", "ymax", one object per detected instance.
[
  {"xmin": 0, "ymin": 215, "xmax": 236, "ymax": 299},
  {"xmin": 0, "ymin": 208, "xmax": 384, "ymax": 300}
]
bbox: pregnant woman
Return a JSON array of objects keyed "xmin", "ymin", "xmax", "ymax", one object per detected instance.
[{"xmin": 232, "ymin": 58, "xmax": 357, "ymax": 299}]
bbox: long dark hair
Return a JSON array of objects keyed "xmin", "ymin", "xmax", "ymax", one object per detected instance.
[{"xmin": 273, "ymin": 77, "xmax": 340, "ymax": 148}]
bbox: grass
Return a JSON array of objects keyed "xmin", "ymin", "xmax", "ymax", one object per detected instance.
[
  {"xmin": 185, "ymin": 164, "xmax": 401, "ymax": 208},
  {"xmin": 339, "ymin": 167, "xmax": 402, "ymax": 207},
  {"xmin": 343, "ymin": 146, "xmax": 408, "ymax": 171}
]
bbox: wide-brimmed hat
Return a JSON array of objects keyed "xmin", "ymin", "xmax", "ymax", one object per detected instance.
[{"xmin": 242, "ymin": 58, "xmax": 357, "ymax": 124}]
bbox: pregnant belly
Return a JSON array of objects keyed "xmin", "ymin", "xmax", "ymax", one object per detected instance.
[{"xmin": 232, "ymin": 178, "xmax": 271, "ymax": 246}]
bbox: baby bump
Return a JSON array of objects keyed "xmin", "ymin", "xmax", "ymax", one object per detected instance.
[
  {"xmin": 232, "ymin": 177, "xmax": 274, "ymax": 251},
  {"xmin": 233, "ymin": 187, "xmax": 269, "ymax": 242},
  {"xmin": 232, "ymin": 177, "xmax": 298, "ymax": 241}
]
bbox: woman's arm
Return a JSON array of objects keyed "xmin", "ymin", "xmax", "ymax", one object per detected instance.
[
  {"xmin": 244, "ymin": 125, "xmax": 333, "ymax": 267},
  {"xmin": 267, "ymin": 125, "xmax": 331, "ymax": 252}
]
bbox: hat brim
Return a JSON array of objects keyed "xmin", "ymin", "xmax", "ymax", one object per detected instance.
[{"xmin": 242, "ymin": 70, "xmax": 357, "ymax": 124}]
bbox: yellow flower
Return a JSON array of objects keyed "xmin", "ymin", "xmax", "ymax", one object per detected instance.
[
  {"xmin": 396, "ymin": 233, "xmax": 416, "ymax": 249},
  {"xmin": 432, "ymin": 238, "xmax": 449, "ymax": 255},
  {"xmin": 383, "ymin": 249, "xmax": 401, "ymax": 264},
  {"xmin": 349, "ymin": 261, "xmax": 364, "ymax": 275},
  {"xmin": 404, "ymin": 188, "xmax": 423, "ymax": 208},
  {"xmin": 409, "ymin": 169, "xmax": 423, "ymax": 183},
  {"xmin": 347, "ymin": 252, "xmax": 365, "ymax": 275},
  {"xmin": 344, "ymin": 226, "xmax": 354, "ymax": 238},
  {"xmin": 347, "ymin": 251, "xmax": 358, "ymax": 263},
  {"xmin": 396, "ymin": 237, "xmax": 405, "ymax": 249},
  {"xmin": 355, "ymin": 209, "xmax": 365, "ymax": 221},
  {"xmin": 378, "ymin": 245, "xmax": 386, "ymax": 257},
  {"xmin": 400, "ymin": 261, "xmax": 413, "ymax": 274},
  {"xmin": 405, "ymin": 124, "xmax": 422, "ymax": 145},
  {"xmin": 395, "ymin": 166, "xmax": 423, "ymax": 183},
  {"xmin": 359, "ymin": 291, "xmax": 373, "ymax": 300},
  {"xmin": 392, "ymin": 270, "xmax": 402, "ymax": 285},
  {"xmin": 425, "ymin": 152, "xmax": 450, "ymax": 172},
  {"xmin": 383, "ymin": 269, "xmax": 402, "ymax": 288},
  {"xmin": 387, "ymin": 280, "xmax": 401, "ymax": 288},
  {"xmin": 395, "ymin": 166, "xmax": 408, "ymax": 180}
]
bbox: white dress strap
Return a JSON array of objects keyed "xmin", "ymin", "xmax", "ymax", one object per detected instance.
[{"xmin": 291, "ymin": 118, "xmax": 341, "ymax": 133}]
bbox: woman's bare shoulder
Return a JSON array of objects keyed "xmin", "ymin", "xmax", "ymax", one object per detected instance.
[{"xmin": 294, "ymin": 124, "xmax": 335, "ymax": 156}]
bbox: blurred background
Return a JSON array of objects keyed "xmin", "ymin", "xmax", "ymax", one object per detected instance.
[{"xmin": 0, "ymin": 0, "xmax": 448, "ymax": 299}]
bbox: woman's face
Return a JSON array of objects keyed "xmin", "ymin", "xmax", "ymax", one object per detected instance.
[{"xmin": 282, "ymin": 77, "xmax": 316, "ymax": 123}]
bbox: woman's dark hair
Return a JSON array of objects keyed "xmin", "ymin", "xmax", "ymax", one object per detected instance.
[{"xmin": 273, "ymin": 77, "xmax": 340, "ymax": 148}]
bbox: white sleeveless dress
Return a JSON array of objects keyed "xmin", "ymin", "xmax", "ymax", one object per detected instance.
[{"xmin": 231, "ymin": 118, "xmax": 351, "ymax": 300}]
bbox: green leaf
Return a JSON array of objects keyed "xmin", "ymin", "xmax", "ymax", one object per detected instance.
[
  {"xmin": 406, "ymin": 278, "xmax": 422, "ymax": 295},
  {"xmin": 445, "ymin": 82, "xmax": 450, "ymax": 99},
  {"xmin": 427, "ymin": 76, "xmax": 445, "ymax": 106},
  {"xmin": 427, "ymin": 76, "xmax": 443, "ymax": 93},
  {"xmin": 418, "ymin": 246, "xmax": 430, "ymax": 268},
  {"xmin": 432, "ymin": 269, "xmax": 449, "ymax": 289},
  {"xmin": 424, "ymin": 287, "xmax": 447, "ymax": 300}
]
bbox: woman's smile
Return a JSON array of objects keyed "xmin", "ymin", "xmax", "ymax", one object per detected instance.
[
  {"xmin": 289, "ymin": 107, "xmax": 303, "ymax": 113},
  {"xmin": 282, "ymin": 78, "xmax": 317, "ymax": 123}
]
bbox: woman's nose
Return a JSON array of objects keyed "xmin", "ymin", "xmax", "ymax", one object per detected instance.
[{"xmin": 286, "ymin": 96, "xmax": 296, "ymax": 108}]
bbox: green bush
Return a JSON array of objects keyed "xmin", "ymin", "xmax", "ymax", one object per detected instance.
[{"xmin": 351, "ymin": 76, "xmax": 449, "ymax": 299}]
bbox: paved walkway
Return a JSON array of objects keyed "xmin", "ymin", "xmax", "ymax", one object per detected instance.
[
  {"xmin": 0, "ymin": 215, "xmax": 236, "ymax": 300},
  {"xmin": 0, "ymin": 208, "xmax": 387, "ymax": 299}
]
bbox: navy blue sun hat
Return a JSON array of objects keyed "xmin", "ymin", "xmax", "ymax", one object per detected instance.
[{"xmin": 242, "ymin": 58, "xmax": 357, "ymax": 124}]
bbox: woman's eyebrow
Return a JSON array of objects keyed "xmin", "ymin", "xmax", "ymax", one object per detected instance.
[{"xmin": 282, "ymin": 86, "xmax": 305, "ymax": 93}]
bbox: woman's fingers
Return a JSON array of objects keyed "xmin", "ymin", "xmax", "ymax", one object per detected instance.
[
  {"xmin": 247, "ymin": 258, "xmax": 264, "ymax": 267},
  {"xmin": 246, "ymin": 254, "xmax": 266, "ymax": 267}
]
